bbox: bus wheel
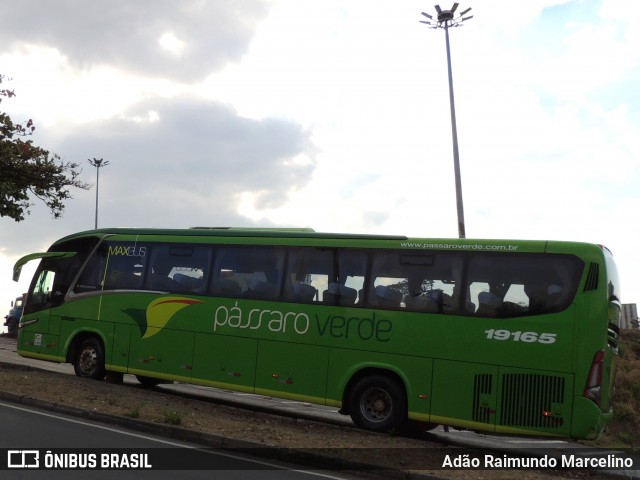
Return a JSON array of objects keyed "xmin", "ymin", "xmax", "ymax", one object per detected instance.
[
  {"xmin": 6, "ymin": 317, "xmax": 18, "ymax": 338},
  {"xmin": 348, "ymin": 375, "xmax": 407, "ymax": 432},
  {"xmin": 73, "ymin": 337, "xmax": 106, "ymax": 380}
]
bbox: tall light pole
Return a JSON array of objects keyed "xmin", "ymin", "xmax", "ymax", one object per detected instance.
[
  {"xmin": 420, "ymin": 4, "xmax": 473, "ymax": 239},
  {"xmin": 88, "ymin": 158, "xmax": 109, "ymax": 229}
]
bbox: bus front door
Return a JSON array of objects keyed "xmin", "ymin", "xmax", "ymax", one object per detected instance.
[{"xmin": 18, "ymin": 267, "xmax": 63, "ymax": 360}]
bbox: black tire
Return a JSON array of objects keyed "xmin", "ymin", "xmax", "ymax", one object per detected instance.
[
  {"xmin": 348, "ymin": 374, "xmax": 407, "ymax": 432},
  {"xmin": 6, "ymin": 318, "xmax": 18, "ymax": 337},
  {"xmin": 73, "ymin": 337, "xmax": 106, "ymax": 380}
]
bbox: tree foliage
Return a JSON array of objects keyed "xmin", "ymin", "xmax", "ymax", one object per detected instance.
[{"xmin": 1, "ymin": 74, "xmax": 88, "ymax": 222}]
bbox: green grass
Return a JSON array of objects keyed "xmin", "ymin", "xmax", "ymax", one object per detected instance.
[{"xmin": 163, "ymin": 410, "xmax": 182, "ymax": 425}]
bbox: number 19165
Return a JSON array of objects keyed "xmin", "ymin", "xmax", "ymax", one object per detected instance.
[{"xmin": 485, "ymin": 329, "xmax": 556, "ymax": 344}]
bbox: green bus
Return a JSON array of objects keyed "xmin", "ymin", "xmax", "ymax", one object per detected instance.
[{"xmin": 12, "ymin": 228, "xmax": 620, "ymax": 439}]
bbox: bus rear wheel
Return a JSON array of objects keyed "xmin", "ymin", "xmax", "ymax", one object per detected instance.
[
  {"xmin": 348, "ymin": 374, "xmax": 407, "ymax": 432},
  {"xmin": 73, "ymin": 337, "xmax": 106, "ymax": 380}
]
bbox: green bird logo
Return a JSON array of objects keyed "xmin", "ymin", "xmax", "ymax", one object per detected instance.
[{"xmin": 125, "ymin": 297, "xmax": 204, "ymax": 339}]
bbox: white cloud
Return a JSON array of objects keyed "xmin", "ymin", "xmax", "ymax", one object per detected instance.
[
  {"xmin": 0, "ymin": 0, "xmax": 270, "ymax": 81},
  {"xmin": 158, "ymin": 33, "xmax": 187, "ymax": 56}
]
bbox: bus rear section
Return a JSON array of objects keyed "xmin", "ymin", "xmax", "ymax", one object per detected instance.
[{"xmin": 569, "ymin": 245, "xmax": 620, "ymax": 439}]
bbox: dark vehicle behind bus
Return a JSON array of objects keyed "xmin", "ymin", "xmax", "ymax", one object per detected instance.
[{"xmin": 4, "ymin": 295, "xmax": 25, "ymax": 337}]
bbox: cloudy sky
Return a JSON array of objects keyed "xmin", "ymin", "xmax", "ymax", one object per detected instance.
[{"xmin": 1, "ymin": 0, "xmax": 639, "ymax": 327}]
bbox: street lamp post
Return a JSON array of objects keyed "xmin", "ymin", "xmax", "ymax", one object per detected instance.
[
  {"xmin": 88, "ymin": 158, "xmax": 110, "ymax": 229},
  {"xmin": 420, "ymin": 4, "xmax": 473, "ymax": 239}
]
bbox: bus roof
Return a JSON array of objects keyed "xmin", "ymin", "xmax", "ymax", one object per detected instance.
[
  {"xmin": 52, "ymin": 227, "xmax": 409, "ymax": 243},
  {"xmin": 47, "ymin": 227, "xmax": 609, "ymax": 257}
]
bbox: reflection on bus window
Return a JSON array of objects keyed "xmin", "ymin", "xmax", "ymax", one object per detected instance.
[
  {"xmin": 211, "ymin": 246, "xmax": 285, "ymax": 300},
  {"xmin": 466, "ymin": 254, "xmax": 582, "ymax": 317},
  {"xmin": 71, "ymin": 240, "xmax": 583, "ymax": 319},
  {"xmin": 369, "ymin": 251, "xmax": 463, "ymax": 313},
  {"xmin": 332, "ymin": 251, "xmax": 366, "ymax": 306},
  {"xmin": 28, "ymin": 254, "xmax": 87, "ymax": 311},
  {"xmin": 284, "ymin": 248, "xmax": 331, "ymax": 303},
  {"xmin": 74, "ymin": 249, "xmax": 107, "ymax": 293},
  {"xmin": 30, "ymin": 269, "xmax": 56, "ymax": 306},
  {"xmin": 102, "ymin": 242, "xmax": 148, "ymax": 291},
  {"xmin": 147, "ymin": 245, "xmax": 210, "ymax": 293}
]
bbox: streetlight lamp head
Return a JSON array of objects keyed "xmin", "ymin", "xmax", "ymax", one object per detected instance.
[
  {"xmin": 438, "ymin": 10, "xmax": 454, "ymax": 22},
  {"xmin": 88, "ymin": 157, "xmax": 110, "ymax": 168},
  {"xmin": 422, "ymin": 3, "xmax": 472, "ymax": 28}
]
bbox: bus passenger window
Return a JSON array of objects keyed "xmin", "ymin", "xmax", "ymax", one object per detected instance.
[
  {"xmin": 146, "ymin": 245, "xmax": 210, "ymax": 293},
  {"xmin": 465, "ymin": 253, "xmax": 581, "ymax": 317},
  {"xmin": 324, "ymin": 283, "xmax": 358, "ymax": 305},
  {"xmin": 283, "ymin": 248, "xmax": 330, "ymax": 303},
  {"xmin": 335, "ymin": 251, "xmax": 367, "ymax": 306},
  {"xmin": 369, "ymin": 251, "xmax": 462, "ymax": 313},
  {"xmin": 372, "ymin": 284, "xmax": 404, "ymax": 308},
  {"xmin": 103, "ymin": 242, "xmax": 148, "ymax": 290},
  {"xmin": 211, "ymin": 246, "xmax": 285, "ymax": 300},
  {"xmin": 369, "ymin": 253, "xmax": 411, "ymax": 310},
  {"xmin": 74, "ymin": 251, "xmax": 106, "ymax": 293},
  {"xmin": 524, "ymin": 283, "xmax": 563, "ymax": 314},
  {"xmin": 475, "ymin": 289, "xmax": 503, "ymax": 316}
]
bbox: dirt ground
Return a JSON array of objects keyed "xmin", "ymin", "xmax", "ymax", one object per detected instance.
[{"xmin": 0, "ymin": 359, "xmax": 605, "ymax": 479}]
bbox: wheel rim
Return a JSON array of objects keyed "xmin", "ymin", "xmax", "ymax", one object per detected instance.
[
  {"xmin": 359, "ymin": 387, "xmax": 392, "ymax": 423},
  {"xmin": 78, "ymin": 346, "xmax": 97, "ymax": 375}
]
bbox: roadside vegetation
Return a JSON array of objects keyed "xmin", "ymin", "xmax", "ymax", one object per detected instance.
[
  {"xmin": 1, "ymin": 73, "xmax": 89, "ymax": 222},
  {"xmin": 592, "ymin": 329, "xmax": 640, "ymax": 449}
]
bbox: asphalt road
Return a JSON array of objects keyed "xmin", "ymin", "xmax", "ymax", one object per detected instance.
[{"xmin": 0, "ymin": 400, "xmax": 355, "ymax": 479}]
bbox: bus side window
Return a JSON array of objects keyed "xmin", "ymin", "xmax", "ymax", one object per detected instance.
[
  {"xmin": 369, "ymin": 251, "xmax": 461, "ymax": 313},
  {"xmin": 26, "ymin": 254, "xmax": 83, "ymax": 313},
  {"xmin": 103, "ymin": 242, "xmax": 148, "ymax": 290},
  {"xmin": 211, "ymin": 246, "xmax": 285, "ymax": 300},
  {"xmin": 368, "ymin": 252, "xmax": 407, "ymax": 310},
  {"xmin": 336, "ymin": 250, "xmax": 367, "ymax": 306},
  {"xmin": 465, "ymin": 253, "xmax": 580, "ymax": 317},
  {"xmin": 29, "ymin": 269, "xmax": 56, "ymax": 307},
  {"xmin": 524, "ymin": 283, "xmax": 563, "ymax": 314},
  {"xmin": 283, "ymin": 248, "xmax": 331, "ymax": 303},
  {"xmin": 74, "ymin": 251, "xmax": 106, "ymax": 293},
  {"xmin": 474, "ymin": 288, "xmax": 503, "ymax": 317},
  {"xmin": 146, "ymin": 245, "xmax": 210, "ymax": 293},
  {"xmin": 324, "ymin": 283, "xmax": 358, "ymax": 305}
]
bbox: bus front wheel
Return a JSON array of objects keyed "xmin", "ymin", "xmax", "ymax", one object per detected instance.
[
  {"xmin": 348, "ymin": 375, "xmax": 407, "ymax": 432},
  {"xmin": 73, "ymin": 337, "xmax": 106, "ymax": 380}
]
